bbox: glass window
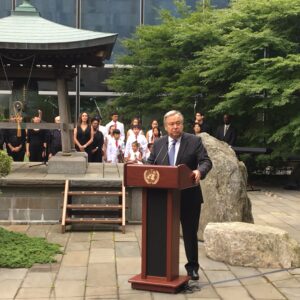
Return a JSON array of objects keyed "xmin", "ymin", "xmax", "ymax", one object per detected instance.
[
  {"xmin": 144, "ymin": 0, "xmax": 228, "ymax": 25},
  {"xmin": 144, "ymin": 0, "xmax": 197, "ymax": 25},
  {"xmin": 25, "ymin": 0, "xmax": 76, "ymax": 27},
  {"xmin": 81, "ymin": 0, "xmax": 140, "ymax": 59},
  {"xmin": 0, "ymin": 0, "xmax": 12, "ymax": 18}
]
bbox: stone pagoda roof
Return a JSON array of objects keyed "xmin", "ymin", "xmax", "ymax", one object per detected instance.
[{"xmin": 0, "ymin": 0, "xmax": 118, "ymax": 66}]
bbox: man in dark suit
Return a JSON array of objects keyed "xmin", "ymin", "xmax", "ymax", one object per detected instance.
[
  {"xmin": 215, "ymin": 114, "xmax": 237, "ymax": 146},
  {"xmin": 147, "ymin": 110, "xmax": 212, "ymax": 280}
]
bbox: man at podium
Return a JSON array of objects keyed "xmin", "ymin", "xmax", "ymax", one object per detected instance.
[{"xmin": 147, "ymin": 110, "xmax": 212, "ymax": 280}]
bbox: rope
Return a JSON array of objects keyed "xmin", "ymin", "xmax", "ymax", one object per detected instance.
[
  {"xmin": 0, "ymin": 55, "xmax": 12, "ymax": 91},
  {"xmin": 181, "ymin": 267, "xmax": 296, "ymax": 294},
  {"xmin": 26, "ymin": 55, "xmax": 35, "ymax": 90}
]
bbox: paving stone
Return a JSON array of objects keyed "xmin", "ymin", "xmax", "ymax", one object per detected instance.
[
  {"xmin": 65, "ymin": 241, "xmax": 90, "ymax": 251},
  {"xmin": 152, "ymin": 292, "xmax": 186, "ymax": 299},
  {"xmin": 91, "ymin": 231, "xmax": 114, "ymax": 240},
  {"xmin": 15, "ymin": 287, "xmax": 52, "ymax": 299},
  {"xmin": 272, "ymin": 278, "xmax": 300, "ymax": 288},
  {"xmin": 29, "ymin": 263, "xmax": 60, "ymax": 273},
  {"xmin": 116, "ymin": 257, "xmax": 141, "ymax": 275},
  {"xmin": 278, "ymin": 288, "xmax": 300, "ymax": 300},
  {"xmin": 118, "ymin": 274, "xmax": 147, "ymax": 295},
  {"xmin": 4, "ymin": 225, "xmax": 29, "ymax": 232},
  {"xmin": 85, "ymin": 286, "xmax": 117, "ymax": 298},
  {"xmin": 186, "ymin": 285, "xmax": 218, "ymax": 298},
  {"xmin": 263, "ymin": 270, "xmax": 294, "ymax": 282},
  {"xmin": 57, "ymin": 266, "xmax": 87, "ymax": 281},
  {"xmin": 215, "ymin": 286, "xmax": 253, "ymax": 300},
  {"xmin": 22, "ymin": 272, "xmax": 54, "ymax": 287},
  {"xmin": 114, "ymin": 232, "xmax": 137, "ymax": 242},
  {"xmin": 90, "ymin": 239, "xmax": 114, "ymax": 248},
  {"xmin": 69, "ymin": 232, "xmax": 92, "ymax": 242},
  {"xmin": 289, "ymin": 268, "xmax": 300, "ymax": 275},
  {"xmin": 119, "ymin": 293, "xmax": 152, "ymax": 300},
  {"xmin": 229, "ymin": 266, "xmax": 268, "ymax": 285},
  {"xmin": 89, "ymin": 248, "xmax": 115, "ymax": 264},
  {"xmin": 86, "ymin": 263, "xmax": 116, "ymax": 287},
  {"xmin": 53, "ymin": 280, "xmax": 85, "ymax": 298},
  {"xmin": 0, "ymin": 268, "xmax": 27, "ymax": 280},
  {"xmin": 204, "ymin": 270, "xmax": 240, "ymax": 287},
  {"xmin": 115, "ymin": 241, "xmax": 140, "ymax": 257},
  {"xmin": 61, "ymin": 251, "xmax": 89, "ymax": 267},
  {"xmin": 245, "ymin": 283, "xmax": 286, "ymax": 299},
  {"xmin": 0, "ymin": 280, "xmax": 22, "ymax": 298}
]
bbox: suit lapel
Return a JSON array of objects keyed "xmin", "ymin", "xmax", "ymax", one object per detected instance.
[{"xmin": 175, "ymin": 133, "xmax": 188, "ymax": 165}]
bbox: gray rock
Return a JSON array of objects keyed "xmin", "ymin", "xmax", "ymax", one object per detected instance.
[
  {"xmin": 204, "ymin": 222, "xmax": 300, "ymax": 268},
  {"xmin": 199, "ymin": 133, "xmax": 254, "ymax": 240}
]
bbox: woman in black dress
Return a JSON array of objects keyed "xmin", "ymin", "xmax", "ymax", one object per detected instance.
[
  {"xmin": 73, "ymin": 112, "xmax": 94, "ymax": 162},
  {"xmin": 26, "ymin": 116, "xmax": 47, "ymax": 162},
  {"xmin": 5, "ymin": 116, "xmax": 26, "ymax": 161},
  {"xmin": 90, "ymin": 117, "xmax": 104, "ymax": 162}
]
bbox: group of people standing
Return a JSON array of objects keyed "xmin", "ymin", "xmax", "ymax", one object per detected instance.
[
  {"xmin": 0, "ymin": 113, "xmax": 61, "ymax": 163},
  {"xmin": 0, "ymin": 110, "xmax": 236, "ymax": 163},
  {"xmin": 192, "ymin": 112, "xmax": 237, "ymax": 146},
  {"xmin": 74, "ymin": 112, "xmax": 162, "ymax": 163}
]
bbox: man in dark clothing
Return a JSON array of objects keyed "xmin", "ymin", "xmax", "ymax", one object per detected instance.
[
  {"xmin": 148, "ymin": 110, "xmax": 212, "ymax": 280},
  {"xmin": 215, "ymin": 114, "xmax": 237, "ymax": 146},
  {"xmin": 49, "ymin": 116, "xmax": 62, "ymax": 157},
  {"xmin": 194, "ymin": 112, "xmax": 210, "ymax": 134}
]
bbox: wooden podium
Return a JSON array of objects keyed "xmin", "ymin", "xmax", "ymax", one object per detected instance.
[{"xmin": 124, "ymin": 164, "xmax": 196, "ymax": 293}]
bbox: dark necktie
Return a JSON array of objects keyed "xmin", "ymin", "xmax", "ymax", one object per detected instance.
[{"xmin": 168, "ymin": 139, "xmax": 177, "ymax": 166}]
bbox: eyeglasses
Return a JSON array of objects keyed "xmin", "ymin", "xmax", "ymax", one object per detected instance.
[{"xmin": 167, "ymin": 121, "xmax": 183, "ymax": 127}]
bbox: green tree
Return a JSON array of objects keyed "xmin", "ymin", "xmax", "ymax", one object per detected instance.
[{"xmin": 108, "ymin": 0, "xmax": 300, "ymax": 160}]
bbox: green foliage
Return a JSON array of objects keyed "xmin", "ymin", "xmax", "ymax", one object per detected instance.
[
  {"xmin": 0, "ymin": 227, "xmax": 62, "ymax": 268},
  {"xmin": 108, "ymin": 0, "xmax": 300, "ymax": 159},
  {"xmin": 0, "ymin": 150, "xmax": 12, "ymax": 177}
]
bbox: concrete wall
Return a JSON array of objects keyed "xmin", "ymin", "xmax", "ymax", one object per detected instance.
[{"xmin": 0, "ymin": 185, "xmax": 142, "ymax": 224}]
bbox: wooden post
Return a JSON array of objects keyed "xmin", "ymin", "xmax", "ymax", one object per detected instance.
[{"xmin": 57, "ymin": 76, "xmax": 73, "ymax": 153}]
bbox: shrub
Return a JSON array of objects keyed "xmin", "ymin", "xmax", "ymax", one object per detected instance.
[{"xmin": 0, "ymin": 150, "xmax": 12, "ymax": 177}]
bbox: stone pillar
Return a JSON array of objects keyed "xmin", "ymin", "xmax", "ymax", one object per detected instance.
[{"xmin": 56, "ymin": 76, "xmax": 73, "ymax": 153}]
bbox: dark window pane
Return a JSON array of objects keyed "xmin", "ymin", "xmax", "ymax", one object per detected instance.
[
  {"xmin": 0, "ymin": 0, "xmax": 11, "ymax": 18},
  {"xmin": 28, "ymin": 0, "xmax": 76, "ymax": 27},
  {"xmin": 82, "ymin": 0, "xmax": 140, "ymax": 59}
]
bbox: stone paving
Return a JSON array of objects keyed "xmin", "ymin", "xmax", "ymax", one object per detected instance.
[{"xmin": 0, "ymin": 187, "xmax": 299, "ymax": 300}]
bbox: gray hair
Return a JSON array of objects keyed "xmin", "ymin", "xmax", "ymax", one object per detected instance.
[{"xmin": 163, "ymin": 110, "xmax": 184, "ymax": 125}]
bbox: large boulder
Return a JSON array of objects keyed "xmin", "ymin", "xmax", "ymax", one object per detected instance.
[
  {"xmin": 199, "ymin": 133, "xmax": 254, "ymax": 240},
  {"xmin": 204, "ymin": 222, "xmax": 300, "ymax": 268}
]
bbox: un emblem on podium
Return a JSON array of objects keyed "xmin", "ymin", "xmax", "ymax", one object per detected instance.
[{"xmin": 144, "ymin": 169, "xmax": 160, "ymax": 185}]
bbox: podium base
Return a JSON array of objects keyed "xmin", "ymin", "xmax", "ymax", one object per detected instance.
[{"xmin": 129, "ymin": 274, "xmax": 189, "ymax": 293}]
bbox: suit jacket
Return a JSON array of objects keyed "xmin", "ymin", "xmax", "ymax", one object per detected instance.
[
  {"xmin": 147, "ymin": 132, "xmax": 212, "ymax": 202},
  {"xmin": 215, "ymin": 124, "xmax": 237, "ymax": 146}
]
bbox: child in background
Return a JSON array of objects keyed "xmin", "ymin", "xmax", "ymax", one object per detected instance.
[{"xmin": 125, "ymin": 141, "xmax": 143, "ymax": 164}]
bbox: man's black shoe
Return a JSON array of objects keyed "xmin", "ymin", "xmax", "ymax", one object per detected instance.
[{"xmin": 187, "ymin": 270, "xmax": 199, "ymax": 280}]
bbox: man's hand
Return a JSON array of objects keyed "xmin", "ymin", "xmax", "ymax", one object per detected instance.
[{"xmin": 192, "ymin": 170, "xmax": 201, "ymax": 184}]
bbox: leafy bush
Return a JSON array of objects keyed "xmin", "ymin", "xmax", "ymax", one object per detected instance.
[
  {"xmin": 0, "ymin": 227, "xmax": 62, "ymax": 268},
  {"xmin": 0, "ymin": 150, "xmax": 12, "ymax": 177}
]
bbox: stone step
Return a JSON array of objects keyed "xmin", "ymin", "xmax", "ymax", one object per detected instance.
[
  {"xmin": 65, "ymin": 217, "xmax": 122, "ymax": 224},
  {"xmin": 65, "ymin": 191, "xmax": 123, "ymax": 196},
  {"xmin": 67, "ymin": 204, "xmax": 122, "ymax": 210}
]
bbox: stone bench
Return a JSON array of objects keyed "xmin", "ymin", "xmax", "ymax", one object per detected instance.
[{"xmin": 204, "ymin": 222, "xmax": 300, "ymax": 268}]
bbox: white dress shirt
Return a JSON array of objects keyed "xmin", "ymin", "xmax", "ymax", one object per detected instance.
[
  {"xmin": 125, "ymin": 134, "xmax": 148, "ymax": 158},
  {"xmin": 105, "ymin": 120, "xmax": 125, "ymax": 139}
]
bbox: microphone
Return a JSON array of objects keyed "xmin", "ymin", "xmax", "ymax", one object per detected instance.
[
  {"xmin": 153, "ymin": 141, "xmax": 167, "ymax": 165},
  {"xmin": 161, "ymin": 141, "xmax": 172, "ymax": 165}
]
